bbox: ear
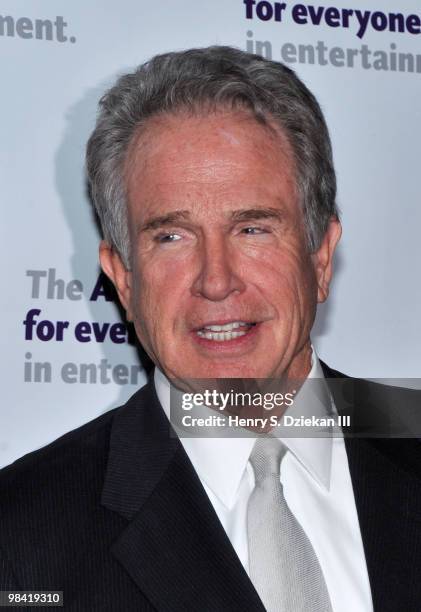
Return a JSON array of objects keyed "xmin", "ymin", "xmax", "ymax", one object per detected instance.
[
  {"xmin": 99, "ymin": 241, "xmax": 134, "ymax": 320},
  {"xmin": 312, "ymin": 217, "xmax": 342, "ymax": 304}
]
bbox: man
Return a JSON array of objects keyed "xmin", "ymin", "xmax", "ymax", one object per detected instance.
[{"xmin": 1, "ymin": 46, "xmax": 420, "ymax": 611}]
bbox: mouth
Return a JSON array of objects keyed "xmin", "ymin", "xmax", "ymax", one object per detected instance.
[{"xmin": 194, "ymin": 320, "xmax": 257, "ymax": 342}]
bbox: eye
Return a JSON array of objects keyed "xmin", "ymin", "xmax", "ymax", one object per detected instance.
[
  {"xmin": 154, "ymin": 232, "xmax": 182, "ymax": 244},
  {"xmin": 241, "ymin": 226, "xmax": 269, "ymax": 235}
]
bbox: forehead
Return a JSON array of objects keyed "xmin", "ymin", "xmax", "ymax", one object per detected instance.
[{"xmin": 124, "ymin": 109, "xmax": 298, "ymax": 221}]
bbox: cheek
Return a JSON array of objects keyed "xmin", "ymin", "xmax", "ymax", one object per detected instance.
[
  {"xmin": 254, "ymin": 250, "xmax": 317, "ymax": 316},
  {"xmin": 131, "ymin": 259, "xmax": 189, "ymax": 335}
]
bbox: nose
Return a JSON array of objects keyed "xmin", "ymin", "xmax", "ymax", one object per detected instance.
[{"xmin": 191, "ymin": 235, "xmax": 246, "ymax": 301}]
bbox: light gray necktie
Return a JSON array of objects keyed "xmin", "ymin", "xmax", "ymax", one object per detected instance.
[{"xmin": 247, "ymin": 437, "xmax": 333, "ymax": 612}]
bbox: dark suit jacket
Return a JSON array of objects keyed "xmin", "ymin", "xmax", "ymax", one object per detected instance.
[{"xmin": 1, "ymin": 365, "xmax": 421, "ymax": 611}]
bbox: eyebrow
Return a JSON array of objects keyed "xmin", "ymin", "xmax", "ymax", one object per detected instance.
[
  {"xmin": 138, "ymin": 210, "xmax": 191, "ymax": 233},
  {"xmin": 138, "ymin": 207, "xmax": 284, "ymax": 233},
  {"xmin": 230, "ymin": 207, "xmax": 284, "ymax": 223}
]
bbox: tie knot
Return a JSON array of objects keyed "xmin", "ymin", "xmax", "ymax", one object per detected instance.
[{"xmin": 249, "ymin": 437, "xmax": 286, "ymax": 483}]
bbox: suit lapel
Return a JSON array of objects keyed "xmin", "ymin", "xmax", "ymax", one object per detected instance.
[
  {"xmin": 322, "ymin": 362, "xmax": 421, "ymax": 611},
  {"xmin": 101, "ymin": 381, "xmax": 265, "ymax": 612},
  {"xmin": 345, "ymin": 437, "xmax": 421, "ymax": 612}
]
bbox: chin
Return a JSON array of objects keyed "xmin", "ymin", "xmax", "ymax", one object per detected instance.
[{"xmin": 184, "ymin": 361, "xmax": 270, "ymax": 380}]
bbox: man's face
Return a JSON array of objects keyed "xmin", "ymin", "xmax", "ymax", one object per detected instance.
[{"xmin": 101, "ymin": 110, "xmax": 340, "ymax": 381}]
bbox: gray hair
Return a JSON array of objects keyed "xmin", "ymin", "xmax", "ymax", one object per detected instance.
[{"xmin": 86, "ymin": 46, "xmax": 338, "ymax": 267}]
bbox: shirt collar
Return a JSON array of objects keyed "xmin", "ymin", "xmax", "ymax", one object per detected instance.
[
  {"xmin": 154, "ymin": 349, "xmax": 333, "ymax": 509},
  {"xmin": 277, "ymin": 354, "xmax": 333, "ymax": 491}
]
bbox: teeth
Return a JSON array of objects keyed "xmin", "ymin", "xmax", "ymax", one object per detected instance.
[
  {"xmin": 196, "ymin": 330, "xmax": 248, "ymax": 341},
  {"xmin": 203, "ymin": 321, "xmax": 248, "ymax": 332},
  {"xmin": 195, "ymin": 321, "xmax": 257, "ymax": 341}
]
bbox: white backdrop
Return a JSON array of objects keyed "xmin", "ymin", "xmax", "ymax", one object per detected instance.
[{"xmin": 1, "ymin": 0, "xmax": 420, "ymax": 468}]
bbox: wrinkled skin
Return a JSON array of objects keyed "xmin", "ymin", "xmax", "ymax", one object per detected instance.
[{"xmin": 100, "ymin": 110, "xmax": 341, "ymax": 384}]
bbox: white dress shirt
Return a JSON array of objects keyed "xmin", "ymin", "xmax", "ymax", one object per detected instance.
[{"xmin": 154, "ymin": 352, "xmax": 373, "ymax": 612}]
